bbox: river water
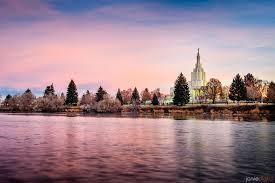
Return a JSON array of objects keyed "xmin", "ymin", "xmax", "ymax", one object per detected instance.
[{"xmin": 0, "ymin": 114, "xmax": 274, "ymax": 183}]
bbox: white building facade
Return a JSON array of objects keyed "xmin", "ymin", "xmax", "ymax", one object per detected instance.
[
  {"xmin": 164, "ymin": 49, "xmax": 207, "ymax": 105},
  {"xmin": 189, "ymin": 48, "xmax": 206, "ymax": 103}
]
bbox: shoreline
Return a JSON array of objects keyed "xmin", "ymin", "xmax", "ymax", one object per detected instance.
[
  {"xmin": 1, "ymin": 105, "xmax": 275, "ymax": 122},
  {"xmin": 1, "ymin": 103, "xmax": 275, "ymax": 114}
]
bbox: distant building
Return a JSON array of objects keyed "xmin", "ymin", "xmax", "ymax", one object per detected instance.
[
  {"xmin": 189, "ymin": 48, "xmax": 206, "ymax": 103},
  {"xmin": 161, "ymin": 88, "xmax": 174, "ymax": 105},
  {"xmin": 164, "ymin": 49, "xmax": 207, "ymax": 105}
]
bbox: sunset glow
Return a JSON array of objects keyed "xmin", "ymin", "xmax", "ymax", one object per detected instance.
[{"xmin": 1, "ymin": 0, "xmax": 274, "ymax": 95}]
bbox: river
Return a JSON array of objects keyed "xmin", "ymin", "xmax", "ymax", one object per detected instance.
[{"xmin": 0, "ymin": 114, "xmax": 274, "ymax": 182}]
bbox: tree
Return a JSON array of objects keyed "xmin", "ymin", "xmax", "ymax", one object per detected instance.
[
  {"xmin": 267, "ymin": 82, "xmax": 275, "ymax": 103},
  {"xmin": 229, "ymin": 74, "xmax": 247, "ymax": 102},
  {"xmin": 65, "ymin": 80, "xmax": 78, "ymax": 106},
  {"xmin": 151, "ymin": 88, "xmax": 162, "ymax": 99},
  {"xmin": 8, "ymin": 95, "xmax": 20, "ymax": 111},
  {"xmin": 60, "ymin": 93, "xmax": 65, "ymax": 104},
  {"xmin": 131, "ymin": 87, "xmax": 140, "ymax": 104},
  {"xmin": 116, "ymin": 88, "xmax": 123, "ymax": 105},
  {"xmin": 44, "ymin": 84, "xmax": 55, "ymax": 96},
  {"xmin": 141, "ymin": 88, "xmax": 151, "ymax": 104},
  {"xmin": 34, "ymin": 95, "xmax": 64, "ymax": 112},
  {"xmin": 121, "ymin": 88, "xmax": 133, "ymax": 104},
  {"xmin": 80, "ymin": 90, "xmax": 95, "ymax": 105},
  {"xmin": 96, "ymin": 86, "xmax": 107, "ymax": 102},
  {"xmin": 206, "ymin": 78, "xmax": 222, "ymax": 104},
  {"xmin": 19, "ymin": 89, "xmax": 35, "ymax": 111},
  {"xmin": 256, "ymin": 80, "xmax": 268, "ymax": 103},
  {"xmin": 173, "ymin": 73, "xmax": 190, "ymax": 105},
  {"xmin": 95, "ymin": 94, "xmax": 122, "ymax": 113},
  {"xmin": 3, "ymin": 94, "xmax": 12, "ymax": 107},
  {"xmin": 151, "ymin": 93, "xmax": 159, "ymax": 105},
  {"xmin": 246, "ymin": 85, "xmax": 261, "ymax": 101},
  {"xmin": 200, "ymin": 86, "xmax": 209, "ymax": 103},
  {"xmin": 220, "ymin": 86, "xmax": 229, "ymax": 103},
  {"xmin": 244, "ymin": 73, "xmax": 257, "ymax": 87},
  {"xmin": 244, "ymin": 73, "xmax": 260, "ymax": 101}
]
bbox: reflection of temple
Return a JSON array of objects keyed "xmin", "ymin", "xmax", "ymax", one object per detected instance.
[{"xmin": 189, "ymin": 49, "xmax": 206, "ymax": 103}]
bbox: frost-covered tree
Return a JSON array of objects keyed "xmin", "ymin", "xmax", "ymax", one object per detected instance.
[
  {"xmin": 95, "ymin": 94, "xmax": 122, "ymax": 113},
  {"xmin": 19, "ymin": 89, "xmax": 35, "ymax": 111},
  {"xmin": 34, "ymin": 95, "xmax": 64, "ymax": 112},
  {"xmin": 8, "ymin": 95, "xmax": 20, "ymax": 111},
  {"xmin": 80, "ymin": 90, "xmax": 95, "ymax": 105},
  {"xmin": 244, "ymin": 73, "xmax": 260, "ymax": 101}
]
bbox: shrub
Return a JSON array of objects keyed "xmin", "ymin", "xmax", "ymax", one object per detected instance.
[
  {"xmin": 95, "ymin": 95, "xmax": 122, "ymax": 113},
  {"xmin": 34, "ymin": 95, "xmax": 64, "ymax": 112}
]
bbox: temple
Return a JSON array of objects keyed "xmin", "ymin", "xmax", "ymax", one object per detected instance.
[
  {"xmin": 162, "ymin": 49, "xmax": 207, "ymax": 105},
  {"xmin": 189, "ymin": 48, "xmax": 206, "ymax": 103}
]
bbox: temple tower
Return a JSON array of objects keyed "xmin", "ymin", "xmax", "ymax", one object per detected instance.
[{"xmin": 190, "ymin": 48, "xmax": 206, "ymax": 102}]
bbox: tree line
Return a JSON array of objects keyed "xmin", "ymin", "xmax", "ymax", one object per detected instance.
[
  {"xmin": 1, "ymin": 73, "xmax": 275, "ymax": 112},
  {"xmin": 172, "ymin": 72, "xmax": 275, "ymax": 105}
]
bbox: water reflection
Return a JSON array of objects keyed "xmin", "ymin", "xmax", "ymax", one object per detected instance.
[{"xmin": 0, "ymin": 114, "xmax": 274, "ymax": 182}]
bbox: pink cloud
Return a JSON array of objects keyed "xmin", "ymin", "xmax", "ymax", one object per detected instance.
[{"xmin": 0, "ymin": 6, "xmax": 275, "ymax": 94}]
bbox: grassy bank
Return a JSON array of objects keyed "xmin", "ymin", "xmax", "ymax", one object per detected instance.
[
  {"xmin": 122, "ymin": 104, "xmax": 275, "ymax": 115},
  {"xmin": 1, "ymin": 104, "xmax": 275, "ymax": 116}
]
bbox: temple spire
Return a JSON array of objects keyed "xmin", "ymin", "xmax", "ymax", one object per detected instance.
[{"xmin": 196, "ymin": 48, "xmax": 200, "ymax": 67}]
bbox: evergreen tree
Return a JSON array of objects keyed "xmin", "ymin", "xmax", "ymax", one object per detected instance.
[
  {"xmin": 3, "ymin": 94, "xmax": 12, "ymax": 106},
  {"xmin": 229, "ymin": 74, "xmax": 247, "ymax": 102},
  {"xmin": 173, "ymin": 73, "xmax": 190, "ymax": 105},
  {"xmin": 131, "ymin": 87, "xmax": 140, "ymax": 104},
  {"xmin": 96, "ymin": 86, "xmax": 107, "ymax": 102},
  {"xmin": 25, "ymin": 88, "xmax": 31, "ymax": 93},
  {"xmin": 116, "ymin": 88, "xmax": 123, "ymax": 105},
  {"xmin": 50, "ymin": 84, "xmax": 55, "ymax": 95},
  {"xmin": 5, "ymin": 94, "xmax": 12, "ymax": 100},
  {"xmin": 244, "ymin": 73, "xmax": 256, "ymax": 87},
  {"xmin": 44, "ymin": 86, "xmax": 51, "ymax": 96},
  {"xmin": 44, "ymin": 83, "xmax": 55, "ymax": 96},
  {"xmin": 65, "ymin": 80, "xmax": 78, "ymax": 105},
  {"xmin": 151, "ymin": 93, "xmax": 159, "ymax": 105}
]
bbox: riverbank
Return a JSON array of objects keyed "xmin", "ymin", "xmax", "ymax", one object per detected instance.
[
  {"xmin": 124, "ymin": 103, "xmax": 275, "ymax": 115},
  {"xmin": 1, "ymin": 104, "xmax": 275, "ymax": 121}
]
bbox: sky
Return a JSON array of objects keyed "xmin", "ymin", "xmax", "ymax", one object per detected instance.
[{"xmin": 0, "ymin": 0, "xmax": 275, "ymax": 96}]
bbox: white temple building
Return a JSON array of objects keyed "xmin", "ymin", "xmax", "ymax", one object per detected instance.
[
  {"xmin": 162, "ymin": 48, "xmax": 207, "ymax": 105},
  {"xmin": 189, "ymin": 48, "xmax": 206, "ymax": 103}
]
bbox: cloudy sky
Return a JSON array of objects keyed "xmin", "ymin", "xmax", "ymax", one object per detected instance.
[{"xmin": 0, "ymin": 0, "xmax": 274, "ymax": 95}]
